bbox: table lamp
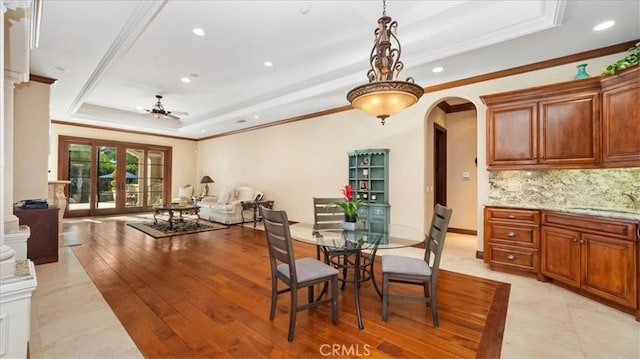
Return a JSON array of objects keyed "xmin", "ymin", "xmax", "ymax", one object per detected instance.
[{"xmin": 200, "ymin": 175, "xmax": 214, "ymax": 196}]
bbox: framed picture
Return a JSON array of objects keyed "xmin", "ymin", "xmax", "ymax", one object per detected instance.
[
  {"xmin": 361, "ymin": 155, "xmax": 369, "ymax": 166},
  {"xmin": 359, "ymin": 180, "xmax": 367, "ymax": 190}
]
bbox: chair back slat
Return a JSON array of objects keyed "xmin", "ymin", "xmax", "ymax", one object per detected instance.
[
  {"xmin": 260, "ymin": 206, "xmax": 297, "ymax": 280},
  {"xmin": 313, "ymin": 197, "xmax": 344, "ymax": 232},
  {"xmin": 424, "ymin": 204, "xmax": 453, "ymax": 275}
]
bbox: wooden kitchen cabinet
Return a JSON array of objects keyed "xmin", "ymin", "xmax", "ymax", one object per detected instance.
[
  {"xmin": 482, "ymin": 78, "xmax": 601, "ymax": 170},
  {"xmin": 600, "ymin": 66, "xmax": 640, "ymax": 167},
  {"xmin": 484, "ymin": 207, "xmax": 542, "ymax": 279},
  {"xmin": 486, "ymin": 103, "xmax": 537, "ymax": 166},
  {"xmin": 541, "ymin": 211, "xmax": 637, "ymax": 311},
  {"xmin": 538, "ymin": 91, "xmax": 600, "ymax": 166}
]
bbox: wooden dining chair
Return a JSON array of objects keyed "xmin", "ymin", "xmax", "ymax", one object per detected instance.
[
  {"xmin": 260, "ymin": 205, "xmax": 339, "ymax": 341},
  {"xmin": 312, "ymin": 197, "xmax": 345, "ymax": 233},
  {"xmin": 381, "ymin": 203, "xmax": 453, "ymax": 327}
]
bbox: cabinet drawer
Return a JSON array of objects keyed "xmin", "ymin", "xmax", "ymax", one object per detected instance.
[
  {"xmin": 486, "ymin": 207, "xmax": 540, "ymax": 224},
  {"xmin": 542, "ymin": 212, "xmax": 638, "ymax": 241},
  {"xmin": 488, "ymin": 224, "xmax": 538, "ymax": 246},
  {"xmin": 488, "ymin": 244, "xmax": 539, "ymax": 272}
]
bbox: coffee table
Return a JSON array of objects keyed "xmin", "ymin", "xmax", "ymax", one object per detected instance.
[{"xmin": 152, "ymin": 204, "xmax": 201, "ymax": 230}]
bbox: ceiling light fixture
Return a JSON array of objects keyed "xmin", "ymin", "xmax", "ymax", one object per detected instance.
[
  {"xmin": 347, "ymin": 0, "xmax": 423, "ymax": 125},
  {"xmin": 264, "ymin": 61, "xmax": 274, "ymax": 67},
  {"xmin": 432, "ymin": 66, "xmax": 444, "ymax": 73},
  {"xmin": 181, "ymin": 77, "xmax": 191, "ymax": 83},
  {"xmin": 192, "ymin": 28, "xmax": 206, "ymax": 36}
]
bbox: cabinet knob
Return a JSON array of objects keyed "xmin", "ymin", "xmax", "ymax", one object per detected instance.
[
  {"xmin": 580, "ymin": 239, "xmax": 585, "ymax": 244},
  {"xmin": 507, "ymin": 232, "xmax": 516, "ymax": 238},
  {"xmin": 507, "ymin": 215, "xmax": 516, "ymax": 219},
  {"xmin": 572, "ymin": 238, "xmax": 578, "ymax": 243},
  {"xmin": 507, "ymin": 254, "xmax": 516, "ymax": 260}
]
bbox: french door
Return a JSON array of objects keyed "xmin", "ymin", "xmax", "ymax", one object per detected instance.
[{"xmin": 59, "ymin": 136, "xmax": 172, "ymax": 217}]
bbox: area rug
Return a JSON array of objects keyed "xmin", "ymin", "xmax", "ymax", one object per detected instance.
[{"xmin": 127, "ymin": 219, "xmax": 228, "ymax": 238}]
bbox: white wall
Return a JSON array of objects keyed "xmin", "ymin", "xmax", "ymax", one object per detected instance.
[
  {"xmin": 48, "ymin": 123, "xmax": 198, "ymax": 199},
  {"xmin": 446, "ymin": 109, "xmax": 478, "ymax": 231},
  {"xmin": 197, "ymin": 107, "xmax": 426, "ymax": 229}
]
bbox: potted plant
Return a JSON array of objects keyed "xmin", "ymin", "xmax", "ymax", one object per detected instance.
[
  {"xmin": 601, "ymin": 42, "xmax": 639, "ymax": 76},
  {"xmin": 331, "ymin": 184, "xmax": 365, "ymax": 230}
]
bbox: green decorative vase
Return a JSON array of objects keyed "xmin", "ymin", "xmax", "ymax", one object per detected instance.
[{"xmin": 574, "ymin": 64, "xmax": 590, "ymax": 79}]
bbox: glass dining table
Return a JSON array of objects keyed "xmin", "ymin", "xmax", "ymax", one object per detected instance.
[{"xmin": 288, "ymin": 222, "xmax": 425, "ymax": 329}]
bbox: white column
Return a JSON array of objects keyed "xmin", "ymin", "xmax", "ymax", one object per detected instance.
[{"xmin": 2, "ymin": 0, "xmax": 35, "ymax": 277}]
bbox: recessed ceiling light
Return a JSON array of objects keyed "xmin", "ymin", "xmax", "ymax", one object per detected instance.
[
  {"xmin": 593, "ymin": 20, "xmax": 615, "ymax": 31},
  {"xmin": 263, "ymin": 61, "xmax": 273, "ymax": 67},
  {"xmin": 432, "ymin": 66, "xmax": 444, "ymax": 73},
  {"xmin": 192, "ymin": 28, "xmax": 206, "ymax": 36},
  {"xmin": 201, "ymin": 129, "xmax": 206, "ymax": 133},
  {"xmin": 181, "ymin": 77, "xmax": 191, "ymax": 83},
  {"xmin": 253, "ymin": 115, "xmax": 259, "ymax": 119}
]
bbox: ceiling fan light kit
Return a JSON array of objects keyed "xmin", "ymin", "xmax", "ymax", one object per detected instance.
[
  {"xmin": 146, "ymin": 95, "xmax": 181, "ymax": 120},
  {"xmin": 347, "ymin": 0, "xmax": 424, "ymax": 125}
]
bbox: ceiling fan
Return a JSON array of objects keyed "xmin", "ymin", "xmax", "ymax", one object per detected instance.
[{"xmin": 145, "ymin": 95, "xmax": 188, "ymax": 120}]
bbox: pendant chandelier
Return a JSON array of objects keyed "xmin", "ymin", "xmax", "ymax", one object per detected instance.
[{"xmin": 347, "ymin": 0, "xmax": 424, "ymax": 125}]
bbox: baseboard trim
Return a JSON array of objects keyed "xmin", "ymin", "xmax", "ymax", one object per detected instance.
[{"xmin": 449, "ymin": 228, "xmax": 477, "ymax": 235}]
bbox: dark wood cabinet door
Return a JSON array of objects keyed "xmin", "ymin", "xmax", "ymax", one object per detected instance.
[
  {"xmin": 601, "ymin": 67, "xmax": 640, "ymax": 167},
  {"xmin": 541, "ymin": 226, "xmax": 580, "ymax": 287},
  {"xmin": 581, "ymin": 233, "xmax": 637, "ymax": 308},
  {"xmin": 486, "ymin": 103, "xmax": 537, "ymax": 167},
  {"xmin": 538, "ymin": 92, "xmax": 600, "ymax": 167}
]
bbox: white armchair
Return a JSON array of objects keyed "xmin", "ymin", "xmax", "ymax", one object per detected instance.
[
  {"xmin": 198, "ymin": 186, "xmax": 260, "ymax": 225},
  {"xmin": 172, "ymin": 184, "xmax": 193, "ymax": 205}
]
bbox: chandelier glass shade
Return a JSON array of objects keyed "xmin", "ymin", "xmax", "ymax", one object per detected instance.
[{"xmin": 347, "ymin": 1, "xmax": 423, "ymax": 125}]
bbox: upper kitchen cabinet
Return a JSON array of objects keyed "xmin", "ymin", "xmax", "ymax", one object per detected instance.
[
  {"xmin": 482, "ymin": 78, "xmax": 602, "ymax": 170},
  {"xmin": 600, "ymin": 66, "xmax": 640, "ymax": 167}
]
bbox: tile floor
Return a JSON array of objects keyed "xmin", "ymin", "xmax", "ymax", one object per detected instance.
[{"xmin": 28, "ymin": 224, "xmax": 640, "ymax": 358}]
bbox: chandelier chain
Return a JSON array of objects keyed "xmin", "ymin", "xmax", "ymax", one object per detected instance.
[{"xmin": 382, "ymin": 0, "xmax": 386, "ymax": 16}]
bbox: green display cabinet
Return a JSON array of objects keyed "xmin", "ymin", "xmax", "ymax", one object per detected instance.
[{"xmin": 349, "ymin": 148, "xmax": 390, "ymax": 234}]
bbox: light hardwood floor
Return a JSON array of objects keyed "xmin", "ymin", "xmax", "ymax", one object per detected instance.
[{"xmin": 29, "ymin": 215, "xmax": 639, "ymax": 358}]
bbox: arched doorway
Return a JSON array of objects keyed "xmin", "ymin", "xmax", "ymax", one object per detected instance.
[{"xmin": 427, "ymin": 97, "xmax": 478, "ymax": 234}]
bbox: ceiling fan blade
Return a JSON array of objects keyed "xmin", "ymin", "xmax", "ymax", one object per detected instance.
[
  {"xmin": 167, "ymin": 113, "xmax": 182, "ymax": 121},
  {"xmin": 171, "ymin": 111, "xmax": 189, "ymax": 116}
]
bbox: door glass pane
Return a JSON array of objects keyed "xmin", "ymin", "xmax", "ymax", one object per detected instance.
[
  {"xmin": 147, "ymin": 151, "xmax": 165, "ymax": 206},
  {"xmin": 97, "ymin": 146, "xmax": 117, "ymax": 209},
  {"xmin": 125, "ymin": 148, "xmax": 144, "ymax": 208},
  {"xmin": 68, "ymin": 144, "xmax": 92, "ymax": 211}
]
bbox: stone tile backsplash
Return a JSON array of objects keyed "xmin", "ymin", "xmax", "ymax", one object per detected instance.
[{"xmin": 488, "ymin": 168, "xmax": 640, "ymax": 210}]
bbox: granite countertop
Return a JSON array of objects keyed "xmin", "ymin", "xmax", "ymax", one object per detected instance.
[{"xmin": 485, "ymin": 202, "xmax": 640, "ymax": 222}]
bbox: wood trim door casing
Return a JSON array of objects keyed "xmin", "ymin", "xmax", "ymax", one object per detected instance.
[{"xmin": 58, "ymin": 135, "xmax": 172, "ymax": 216}]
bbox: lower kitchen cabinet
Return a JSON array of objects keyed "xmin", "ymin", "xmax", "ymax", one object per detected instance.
[
  {"xmin": 484, "ymin": 207, "xmax": 542, "ymax": 279},
  {"xmin": 485, "ymin": 206, "xmax": 639, "ymax": 321},
  {"xmin": 541, "ymin": 211, "xmax": 638, "ymax": 314}
]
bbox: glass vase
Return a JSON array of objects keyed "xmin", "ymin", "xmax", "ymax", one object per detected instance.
[{"xmin": 574, "ymin": 64, "xmax": 590, "ymax": 79}]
